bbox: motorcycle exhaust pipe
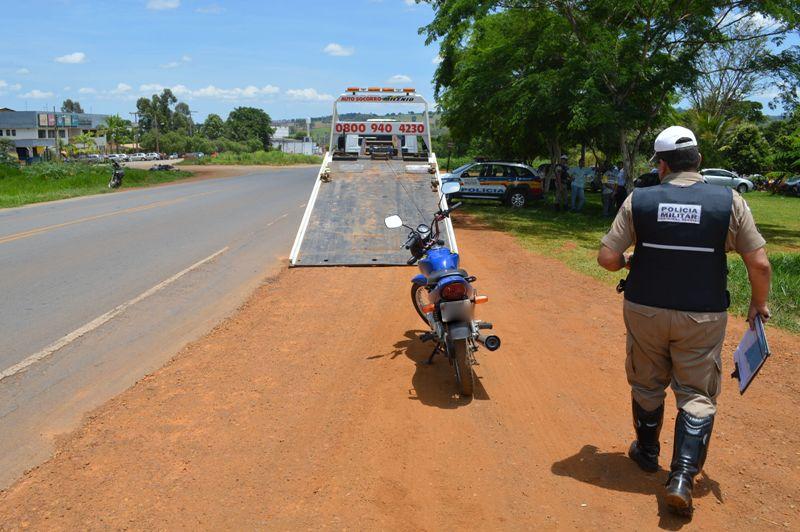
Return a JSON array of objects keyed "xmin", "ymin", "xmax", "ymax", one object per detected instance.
[{"xmin": 477, "ymin": 334, "xmax": 501, "ymax": 351}]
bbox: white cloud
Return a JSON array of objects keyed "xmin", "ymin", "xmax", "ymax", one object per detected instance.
[
  {"xmin": 136, "ymin": 83, "xmax": 280, "ymax": 100},
  {"xmin": 146, "ymin": 0, "xmax": 180, "ymax": 10},
  {"xmin": 161, "ymin": 55, "xmax": 192, "ymax": 69},
  {"xmin": 55, "ymin": 52, "xmax": 86, "ymax": 64},
  {"xmin": 432, "ymin": 54, "xmax": 443, "ymax": 64},
  {"xmin": 0, "ymin": 80, "xmax": 6, "ymax": 89},
  {"xmin": 10, "ymin": 83, "xmax": 22, "ymax": 91},
  {"xmin": 748, "ymin": 12, "xmax": 780, "ymax": 30},
  {"xmin": 387, "ymin": 74, "xmax": 412, "ymax": 84},
  {"xmin": 139, "ymin": 83, "xmax": 164, "ymax": 93},
  {"xmin": 286, "ymin": 88, "xmax": 334, "ymax": 101},
  {"xmin": 404, "ymin": 0, "xmax": 416, "ymax": 5},
  {"xmin": 323, "ymin": 43, "xmax": 354, "ymax": 57},
  {"xmin": 111, "ymin": 83, "xmax": 132, "ymax": 94},
  {"xmin": 16, "ymin": 68, "xmax": 30, "ymax": 75},
  {"xmin": 20, "ymin": 89, "xmax": 54, "ymax": 99},
  {"xmin": 79, "ymin": 87, "xmax": 97, "ymax": 94},
  {"xmin": 196, "ymin": 3, "xmax": 224, "ymax": 14}
]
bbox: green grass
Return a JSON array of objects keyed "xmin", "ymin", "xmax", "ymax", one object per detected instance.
[
  {"xmin": 0, "ymin": 162, "xmax": 194, "ymax": 209},
  {"xmin": 181, "ymin": 150, "xmax": 322, "ymax": 166},
  {"xmin": 463, "ymin": 190, "xmax": 800, "ymax": 333}
]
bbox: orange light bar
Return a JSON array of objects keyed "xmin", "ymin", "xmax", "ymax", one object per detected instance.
[
  {"xmin": 367, "ymin": 86, "xmax": 381, "ymax": 92},
  {"xmin": 346, "ymin": 87, "xmax": 360, "ymax": 92},
  {"xmin": 402, "ymin": 87, "xmax": 416, "ymax": 93},
  {"xmin": 422, "ymin": 303, "xmax": 435, "ymax": 313},
  {"xmin": 381, "ymin": 87, "xmax": 395, "ymax": 92},
  {"xmin": 474, "ymin": 295, "xmax": 489, "ymax": 305}
]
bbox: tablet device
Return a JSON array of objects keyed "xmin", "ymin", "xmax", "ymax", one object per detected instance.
[{"xmin": 731, "ymin": 315, "xmax": 771, "ymax": 394}]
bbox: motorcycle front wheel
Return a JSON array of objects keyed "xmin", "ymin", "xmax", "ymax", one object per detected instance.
[
  {"xmin": 452, "ymin": 338, "xmax": 474, "ymax": 397},
  {"xmin": 410, "ymin": 283, "xmax": 429, "ymax": 325}
]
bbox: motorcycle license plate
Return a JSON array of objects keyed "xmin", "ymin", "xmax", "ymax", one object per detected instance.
[{"xmin": 439, "ymin": 300, "xmax": 473, "ymax": 322}]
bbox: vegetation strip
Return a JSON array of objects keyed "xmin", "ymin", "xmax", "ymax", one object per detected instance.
[{"xmin": 462, "ymin": 191, "xmax": 799, "ymax": 333}]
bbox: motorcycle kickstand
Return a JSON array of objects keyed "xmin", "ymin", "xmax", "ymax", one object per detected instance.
[{"xmin": 423, "ymin": 343, "xmax": 442, "ymax": 365}]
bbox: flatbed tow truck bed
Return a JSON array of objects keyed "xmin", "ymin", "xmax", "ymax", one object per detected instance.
[{"xmin": 289, "ymin": 87, "xmax": 457, "ymax": 267}]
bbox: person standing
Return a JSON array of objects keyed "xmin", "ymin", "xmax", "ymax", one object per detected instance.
[
  {"xmin": 570, "ymin": 161, "xmax": 587, "ymax": 212},
  {"xmin": 601, "ymin": 163, "xmax": 618, "ymax": 216},
  {"xmin": 554, "ymin": 154, "xmax": 569, "ymax": 211},
  {"xmin": 596, "ymin": 126, "xmax": 772, "ymax": 516},
  {"xmin": 615, "ymin": 161, "xmax": 628, "ymax": 211}
]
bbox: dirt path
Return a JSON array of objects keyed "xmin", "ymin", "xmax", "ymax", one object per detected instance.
[{"xmin": 1, "ymin": 219, "xmax": 798, "ymax": 530}]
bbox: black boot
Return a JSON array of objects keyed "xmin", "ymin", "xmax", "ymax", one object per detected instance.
[
  {"xmin": 665, "ymin": 410, "xmax": 714, "ymax": 516},
  {"xmin": 628, "ymin": 399, "xmax": 663, "ymax": 472}
]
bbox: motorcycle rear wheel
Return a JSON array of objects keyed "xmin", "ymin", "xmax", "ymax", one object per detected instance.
[
  {"xmin": 410, "ymin": 283, "xmax": 429, "ymax": 325},
  {"xmin": 452, "ymin": 338, "xmax": 474, "ymax": 397}
]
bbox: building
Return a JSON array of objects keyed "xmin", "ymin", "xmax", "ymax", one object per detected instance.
[
  {"xmin": 0, "ymin": 108, "xmax": 109, "ymax": 161},
  {"xmin": 271, "ymin": 137, "xmax": 319, "ymax": 155},
  {"xmin": 272, "ymin": 126, "xmax": 290, "ymax": 139}
]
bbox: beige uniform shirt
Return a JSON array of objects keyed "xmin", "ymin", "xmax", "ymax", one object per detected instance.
[{"xmin": 601, "ymin": 172, "xmax": 766, "ymax": 254}]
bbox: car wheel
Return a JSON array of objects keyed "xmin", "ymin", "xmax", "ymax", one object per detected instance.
[
  {"xmin": 737, "ymin": 183, "xmax": 748, "ymax": 194},
  {"xmin": 506, "ymin": 190, "xmax": 528, "ymax": 208}
]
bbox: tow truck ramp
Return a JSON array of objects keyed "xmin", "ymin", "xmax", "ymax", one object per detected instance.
[{"xmin": 289, "ymin": 88, "xmax": 457, "ymax": 267}]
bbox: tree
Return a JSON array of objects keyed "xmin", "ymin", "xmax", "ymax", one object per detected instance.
[
  {"xmin": 225, "ymin": 107, "xmax": 273, "ymax": 149},
  {"xmin": 61, "ymin": 99, "xmax": 84, "ymax": 113},
  {"xmin": 172, "ymin": 102, "xmax": 194, "ymax": 135},
  {"xmin": 101, "ymin": 115, "xmax": 132, "ymax": 153},
  {"xmin": 721, "ymin": 123, "xmax": 771, "ymax": 174},
  {"xmin": 68, "ymin": 131, "xmax": 98, "ymax": 155},
  {"xmin": 424, "ymin": 1, "xmax": 800, "ymax": 182},
  {"xmin": 202, "ymin": 113, "xmax": 225, "ymax": 139}
]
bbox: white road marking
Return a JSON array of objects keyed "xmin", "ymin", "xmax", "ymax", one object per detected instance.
[{"xmin": 0, "ymin": 247, "xmax": 229, "ymax": 383}]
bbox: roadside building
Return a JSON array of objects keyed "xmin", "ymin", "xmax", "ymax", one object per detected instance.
[
  {"xmin": 0, "ymin": 108, "xmax": 109, "ymax": 161},
  {"xmin": 271, "ymin": 137, "xmax": 319, "ymax": 155},
  {"xmin": 272, "ymin": 126, "xmax": 290, "ymax": 139}
]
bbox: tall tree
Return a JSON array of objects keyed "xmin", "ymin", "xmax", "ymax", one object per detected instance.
[
  {"xmin": 101, "ymin": 115, "xmax": 132, "ymax": 153},
  {"xmin": 225, "ymin": 107, "xmax": 273, "ymax": 149},
  {"xmin": 424, "ymin": 1, "xmax": 800, "ymax": 181},
  {"xmin": 61, "ymin": 99, "xmax": 84, "ymax": 113},
  {"xmin": 202, "ymin": 113, "xmax": 225, "ymax": 139}
]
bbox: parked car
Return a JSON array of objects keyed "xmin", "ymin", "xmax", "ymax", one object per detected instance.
[
  {"xmin": 145, "ymin": 152, "xmax": 160, "ymax": 161},
  {"xmin": 168, "ymin": 153, "xmax": 179, "ymax": 159},
  {"xmin": 779, "ymin": 176, "xmax": 800, "ymax": 196},
  {"xmin": 699, "ymin": 168, "xmax": 754, "ymax": 193},
  {"xmin": 634, "ymin": 170, "xmax": 660, "ymax": 188},
  {"xmin": 107, "ymin": 153, "xmax": 128, "ymax": 162},
  {"xmin": 127, "ymin": 152, "xmax": 147, "ymax": 161},
  {"xmin": 441, "ymin": 161, "xmax": 543, "ymax": 208}
]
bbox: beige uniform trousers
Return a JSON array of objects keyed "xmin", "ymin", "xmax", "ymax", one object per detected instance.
[{"xmin": 623, "ymin": 300, "xmax": 727, "ymax": 418}]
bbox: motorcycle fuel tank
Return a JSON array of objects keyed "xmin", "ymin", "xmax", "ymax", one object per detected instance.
[{"xmin": 419, "ymin": 247, "xmax": 460, "ymax": 275}]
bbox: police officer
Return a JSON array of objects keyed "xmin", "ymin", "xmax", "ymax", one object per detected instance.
[{"xmin": 596, "ymin": 126, "xmax": 772, "ymax": 516}]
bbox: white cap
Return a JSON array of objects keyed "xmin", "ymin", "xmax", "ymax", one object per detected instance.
[
  {"xmin": 560, "ymin": 154, "xmax": 568, "ymax": 159},
  {"xmin": 653, "ymin": 126, "xmax": 697, "ymax": 153}
]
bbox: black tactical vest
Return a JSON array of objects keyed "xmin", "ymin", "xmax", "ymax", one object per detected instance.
[{"xmin": 625, "ymin": 181, "xmax": 732, "ymax": 312}]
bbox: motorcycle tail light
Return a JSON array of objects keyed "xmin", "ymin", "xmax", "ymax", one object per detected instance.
[
  {"xmin": 474, "ymin": 295, "xmax": 489, "ymax": 304},
  {"xmin": 441, "ymin": 282, "xmax": 467, "ymax": 301},
  {"xmin": 422, "ymin": 303, "xmax": 435, "ymax": 313}
]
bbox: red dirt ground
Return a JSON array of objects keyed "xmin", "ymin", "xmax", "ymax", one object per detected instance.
[{"xmin": 0, "ymin": 219, "xmax": 798, "ymax": 530}]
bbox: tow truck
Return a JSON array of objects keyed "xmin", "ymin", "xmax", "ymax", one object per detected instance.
[{"xmin": 289, "ymin": 87, "xmax": 457, "ymax": 266}]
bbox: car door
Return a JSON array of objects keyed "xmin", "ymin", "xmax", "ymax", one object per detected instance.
[
  {"xmin": 720, "ymin": 170, "xmax": 737, "ymax": 188},
  {"xmin": 703, "ymin": 170, "xmax": 722, "ymax": 186},
  {"xmin": 458, "ymin": 164, "xmax": 484, "ymax": 196}
]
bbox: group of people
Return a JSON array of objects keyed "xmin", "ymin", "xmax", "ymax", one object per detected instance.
[{"xmin": 548, "ymin": 157, "xmax": 629, "ymax": 215}]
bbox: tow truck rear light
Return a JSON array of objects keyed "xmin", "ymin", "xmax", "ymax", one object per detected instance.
[
  {"xmin": 441, "ymin": 282, "xmax": 467, "ymax": 301},
  {"xmin": 402, "ymin": 88, "xmax": 415, "ymax": 93},
  {"xmin": 346, "ymin": 87, "xmax": 360, "ymax": 92},
  {"xmin": 368, "ymin": 86, "xmax": 381, "ymax": 92}
]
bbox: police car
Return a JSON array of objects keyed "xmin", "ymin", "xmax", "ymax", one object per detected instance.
[{"xmin": 441, "ymin": 161, "xmax": 543, "ymax": 207}]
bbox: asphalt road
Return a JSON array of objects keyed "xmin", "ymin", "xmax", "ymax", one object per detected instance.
[{"xmin": 0, "ymin": 167, "xmax": 316, "ymax": 488}]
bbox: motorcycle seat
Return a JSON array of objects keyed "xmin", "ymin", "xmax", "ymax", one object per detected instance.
[{"xmin": 426, "ymin": 268, "xmax": 469, "ymax": 284}]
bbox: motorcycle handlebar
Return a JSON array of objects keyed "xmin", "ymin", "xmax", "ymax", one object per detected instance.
[{"xmin": 407, "ymin": 256, "xmax": 418, "ymax": 265}]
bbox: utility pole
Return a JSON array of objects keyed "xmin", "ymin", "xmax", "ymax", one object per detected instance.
[
  {"xmin": 53, "ymin": 106, "xmax": 61, "ymax": 162},
  {"xmin": 189, "ymin": 110, "xmax": 198, "ymax": 137},
  {"xmin": 129, "ymin": 111, "xmax": 140, "ymax": 150}
]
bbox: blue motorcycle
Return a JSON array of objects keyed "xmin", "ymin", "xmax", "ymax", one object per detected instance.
[{"xmin": 384, "ymin": 182, "xmax": 500, "ymax": 396}]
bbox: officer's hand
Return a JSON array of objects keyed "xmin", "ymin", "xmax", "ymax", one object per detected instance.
[
  {"xmin": 623, "ymin": 252, "xmax": 633, "ymax": 270},
  {"xmin": 747, "ymin": 301, "xmax": 771, "ymax": 329}
]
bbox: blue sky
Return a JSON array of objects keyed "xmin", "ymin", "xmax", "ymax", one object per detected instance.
[
  {"xmin": 0, "ymin": 0, "xmax": 442, "ymax": 120},
  {"xmin": 0, "ymin": 1, "xmax": 794, "ymax": 121}
]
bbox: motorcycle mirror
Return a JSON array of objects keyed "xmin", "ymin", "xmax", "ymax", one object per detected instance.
[
  {"xmin": 441, "ymin": 181, "xmax": 461, "ymax": 195},
  {"xmin": 384, "ymin": 215, "xmax": 403, "ymax": 229}
]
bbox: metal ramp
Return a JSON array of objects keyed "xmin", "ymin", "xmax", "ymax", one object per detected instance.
[{"xmin": 290, "ymin": 158, "xmax": 454, "ymax": 266}]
